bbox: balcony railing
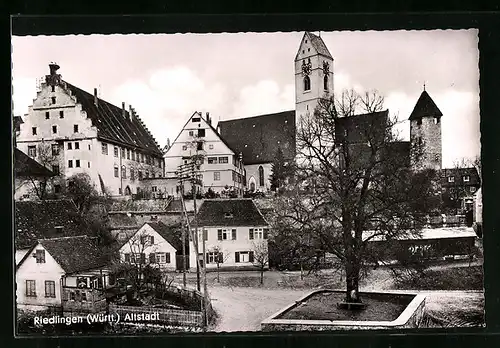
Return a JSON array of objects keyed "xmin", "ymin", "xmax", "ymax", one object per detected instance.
[{"xmin": 61, "ymin": 287, "xmax": 107, "ymax": 313}]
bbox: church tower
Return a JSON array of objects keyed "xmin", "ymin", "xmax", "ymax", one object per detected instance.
[
  {"xmin": 295, "ymin": 32, "xmax": 334, "ymax": 128},
  {"xmin": 409, "ymin": 88, "xmax": 443, "ymax": 171}
]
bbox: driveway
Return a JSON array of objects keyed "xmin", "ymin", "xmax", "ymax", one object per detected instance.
[
  {"xmin": 209, "ymin": 286, "xmax": 310, "ymax": 332},
  {"xmin": 207, "ymin": 285, "xmax": 484, "ymax": 332}
]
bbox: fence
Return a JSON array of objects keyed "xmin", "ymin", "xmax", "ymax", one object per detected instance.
[{"xmin": 109, "ymin": 303, "xmax": 203, "ymax": 327}]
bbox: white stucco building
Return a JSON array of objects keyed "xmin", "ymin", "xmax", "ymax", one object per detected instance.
[
  {"xmin": 16, "ymin": 63, "xmax": 165, "ymax": 196},
  {"xmin": 163, "ymin": 111, "xmax": 246, "ymax": 196}
]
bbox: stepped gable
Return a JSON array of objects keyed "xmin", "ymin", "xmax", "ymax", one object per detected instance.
[
  {"xmin": 408, "ymin": 90, "xmax": 443, "ymax": 121},
  {"xmin": 63, "ymin": 82, "xmax": 163, "ymax": 156},
  {"xmin": 217, "ymin": 110, "xmax": 296, "ymax": 165},
  {"xmin": 15, "ymin": 199, "xmax": 87, "ymax": 249}
]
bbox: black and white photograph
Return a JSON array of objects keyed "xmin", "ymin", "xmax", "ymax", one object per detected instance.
[{"xmin": 11, "ymin": 27, "xmax": 483, "ymax": 335}]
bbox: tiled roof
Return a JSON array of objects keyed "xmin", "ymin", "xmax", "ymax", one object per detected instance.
[
  {"xmin": 14, "ymin": 148, "xmax": 54, "ymax": 178},
  {"xmin": 194, "ymin": 199, "xmax": 268, "ymax": 227},
  {"xmin": 146, "ymin": 221, "xmax": 184, "ymax": 252},
  {"xmin": 63, "ymin": 82, "xmax": 163, "ymax": 156},
  {"xmin": 15, "ymin": 199, "xmax": 88, "ymax": 249},
  {"xmin": 109, "ymin": 198, "xmax": 173, "ymax": 212},
  {"xmin": 335, "ymin": 110, "xmax": 389, "ymax": 145},
  {"xmin": 39, "ymin": 236, "xmax": 109, "ymax": 274},
  {"xmin": 306, "ymin": 32, "xmax": 333, "ymax": 59},
  {"xmin": 408, "ymin": 90, "xmax": 443, "ymax": 121},
  {"xmin": 217, "ymin": 111, "xmax": 296, "ymax": 165},
  {"xmin": 108, "ymin": 213, "xmax": 139, "ymax": 229},
  {"xmin": 441, "ymin": 167, "xmax": 481, "ymax": 187}
]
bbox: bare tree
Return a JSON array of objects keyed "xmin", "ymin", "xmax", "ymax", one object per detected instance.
[
  {"xmin": 207, "ymin": 245, "xmax": 230, "ymax": 283},
  {"xmin": 120, "ymin": 229, "xmax": 162, "ymax": 298},
  {"xmin": 288, "ymin": 89, "xmax": 440, "ymax": 304},
  {"xmin": 251, "ymin": 240, "xmax": 270, "ymax": 285},
  {"xmin": 20, "ymin": 142, "xmax": 59, "ymax": 200}
]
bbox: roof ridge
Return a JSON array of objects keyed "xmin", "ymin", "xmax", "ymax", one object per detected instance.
[
  {"xmin": 39, "ymin": 235, "xmax": 89, "ymax": 242},
  {"xmin": 218, "ymin": 110, "xmax": 295, "ymax": 124}
]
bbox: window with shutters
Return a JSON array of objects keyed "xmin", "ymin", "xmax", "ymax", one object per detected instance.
[
  {"xmin": 35, "ymin": 249, "xmax": 46, "ymax": 263},
  {"xmin": 236, "ymin": 251, "xmax": 250, "ymax": 263},
  {"xmin": 232, "ymin": 229, "xmax": 237, "ymax": 240},
  {"xmin": 253, "ymin": 228, "xmax": 264, "ymax": 239},
  {"xmin": 249, "ymin": 228, "xmax": 254, "ymax": 240},
  {"xmin": 202, "ymin": 229, "xmax": 208, "ymax": 241},
  {"xmin": 217, "ymin": 229, "xmax": 231, "ymax": 241},
  {"xmin": 26, "ymin": 280, "xmax": 36, "ymax": 297},
  {"xmin": 249, "ymin": 251, "xmax": 255, "ymax": 263},
  {"xmin": 45, "ymin": 280, "xmax": 56, "ymax": 298},
  {"xmin": 207, "ymin": 252, "xmax": 223, "ymax": 264}
]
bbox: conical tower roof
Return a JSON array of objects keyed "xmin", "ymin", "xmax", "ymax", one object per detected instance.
[{"xmin": 408, "ymin": 90, "xmax": 443, "ymax": 121}]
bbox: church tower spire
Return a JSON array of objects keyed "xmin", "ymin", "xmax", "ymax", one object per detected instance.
[{"xmin": 294, "ymin": 31, "xmax": 334, "ymax": 129}]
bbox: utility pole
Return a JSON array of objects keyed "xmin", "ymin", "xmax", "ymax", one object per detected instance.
[{"xmin": 181, "ymin": 185, "xmax": 187, "ymax": 289}]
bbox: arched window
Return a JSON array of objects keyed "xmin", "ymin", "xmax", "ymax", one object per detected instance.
[
  {"xmin": 324, "ymin": 75, "xmax": 329, "ymax": 91},
  {"xmin": 258, "ymin": 166, "xmax": 264, "ymax": 187},
  {"xmin": 304, "ymin": 76, "xmax": 311, "ymax": 91}
]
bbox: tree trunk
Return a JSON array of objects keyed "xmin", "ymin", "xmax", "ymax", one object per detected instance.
[
  {"xmin": 217, "ymin": 265, "xmax": 220, "ymax": 283},
  {"xmin": 300, "ymin": 261, "xmax": 304, "ymax": 280},
  {"xmin": 345, "ymin": 247, "xmax": 362, "ymax": 303},
  {"xmin": 260, "ymin": 269, "xmax": 264, "ymax": 285}
]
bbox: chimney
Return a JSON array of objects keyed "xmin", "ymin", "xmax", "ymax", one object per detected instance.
[
  {"xmin": 49, "ymin": 62, "xmax": 60, "ymax": 76},
  {"xmin": 122, "ymin": 102, "xmax": 127, "ymax": 119},
  {"xmin": 94, "ymin": 88, "xmax": 98, "ymax": 107},
  {"xmin": 206, "ymin": 112, "xmax": 211, "ymax": 125}
]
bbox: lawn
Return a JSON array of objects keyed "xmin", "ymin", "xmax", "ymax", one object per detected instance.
[{"xmin": 395, "ymin": 265, "xmax": 483, "ymax": 291}]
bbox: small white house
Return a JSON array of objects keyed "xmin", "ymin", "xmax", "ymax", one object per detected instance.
[
  {"xmin": 118, "ymin": 222, "xmax": 187, "ymax": 271},
  {"xmin": 192, "ymin": 199, "xmax": 270, "ymax": 270},
  {"xmin": 16, "ymin": 236, "xmax": 110, "ymax": 312}
]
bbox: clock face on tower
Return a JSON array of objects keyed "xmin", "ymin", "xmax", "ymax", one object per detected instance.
[{"xmin": 301, "ymin": 60, "xmax": 312, "ymax": 76}]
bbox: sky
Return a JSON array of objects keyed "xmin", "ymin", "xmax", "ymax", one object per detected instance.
[{"xmin": 11, "ymin": 30, "xmax": 480, "ymax": 167}]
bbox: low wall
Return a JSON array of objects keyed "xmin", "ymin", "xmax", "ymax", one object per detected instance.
[
  {"xmin": 261, "ymin": 290, "xmax": 426, "ymax": 332},
  {"xmin": 109, "ymin": 303, "xmax": 203, "ymax": 327}
]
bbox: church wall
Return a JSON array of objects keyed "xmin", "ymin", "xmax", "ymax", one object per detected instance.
[{"xmin": 245, "ymin": 163, "xmax": 272, "ymax": 192}]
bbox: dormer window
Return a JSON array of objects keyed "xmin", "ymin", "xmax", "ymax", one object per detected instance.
[
  {"xmin": 224, "ymin": 212, "xmax": 233, "ymax": 219},
  {"xmin": 55, "ymin": 226, "xmax": 63, "ymax": 233},
  {"xmin": 463, "ymin": 175, "xmax": 470, "ymax": 182},
  {"xmin": 448, "ymin": 176, "xmax": 455, "ymax": 183}
]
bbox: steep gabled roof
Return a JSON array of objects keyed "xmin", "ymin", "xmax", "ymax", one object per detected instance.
[
  {"xmin": 194, "ymin": 199, "xmax": 268, "ymax": 227},
  {"xmin": 441, "ymin": 167, "xmax": 481, "ymax": 187},
  {"xmin": 146, "ymin": 221, "xmax": 183, "ymax": 252},
  {"xmin": 166, "ymin": 112, "xmax": 238, "ymax": 157},
  {"xmin": 14, "ymin": 148, "xmax": 55, "ymax": 178},
  {"xmin": 38, "ymin": 236, "xmax": 109, "ymax": 274},
  {"xmin": 62, "ymin": 81, "xmax": 163, "ymax": 156},
  {"xmin": 306, "ymin": 32, "xmax": 333, "ymax": 59},
  {"xmin": 15, "ymin": 199, "xmax": 86, "ymax": 249},
  {"xmin": 408, "ymin": 90, "xmax": 443, "ymax": 121},
  {"xmin": 217, "ymin": 110, "xmax": 296, "ymax": 165}
]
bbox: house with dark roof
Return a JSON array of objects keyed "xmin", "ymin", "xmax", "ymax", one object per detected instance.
[
  {"xmin": 441, "ymin": 167, "xmax": 481, "ymax": 213},
  {"xmin": 15, "ymin": 199, "xmax": 88, "ymax": 264},
  {"xmin": 217, "ymin": 111, "xmax": 296, "ymax": 192},
  {"xmin": 118, "ymin": 221, "xmax": 188, "ymax": 271},
  {"xmin": 16, "ymin": 63, "xmax": 165, "ymax": 197},
  {"xmin": 163, "ymin": 111, "xmax": 246, "ymax": 197},
  {"xmin": 16, "ymin": 235, "xmax": 111, "ymax": 313},
  {"xmin": 14, "ymin": 147, "xmax": 55, "ymax": 200},
  {"xmin": 192, "ymin": 199, "xmax": 270, "ymax": 270}
]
